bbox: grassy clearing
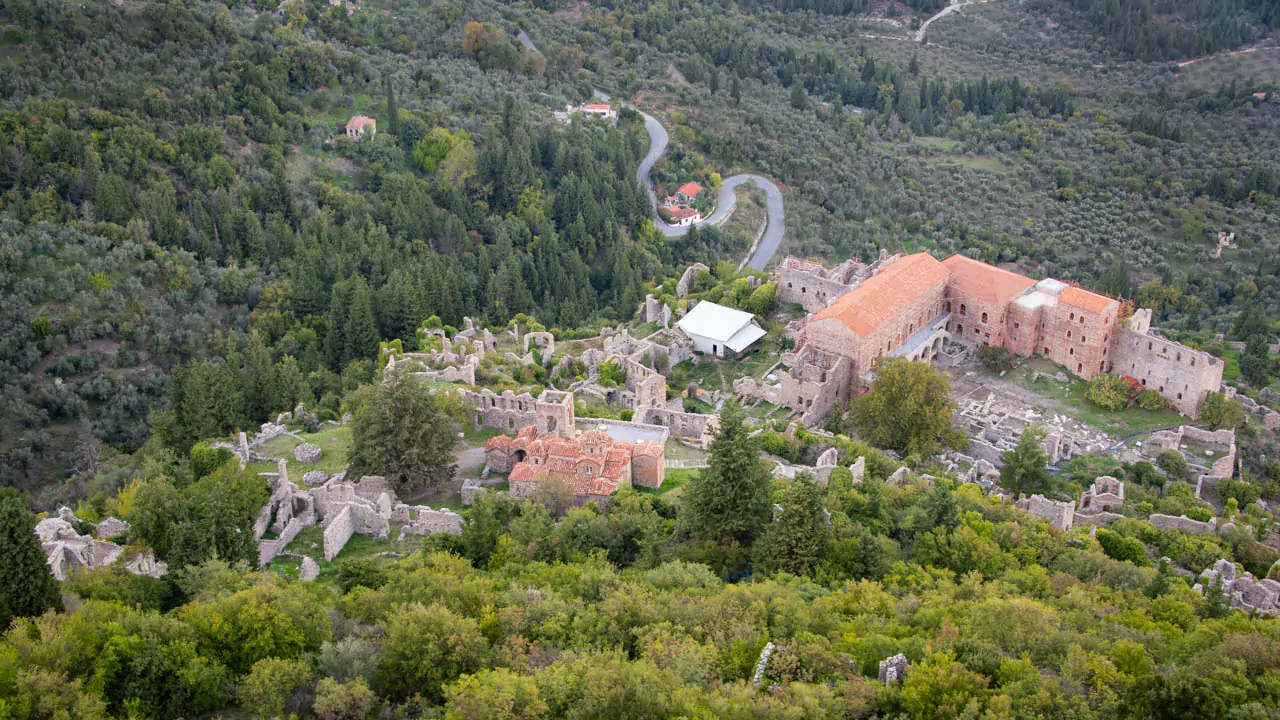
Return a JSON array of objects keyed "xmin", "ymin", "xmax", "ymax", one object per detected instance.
[
  {"xmin": 639, "ymin": 467, "xmax": 697, "ymax": 499},
  {"xmin": 266, "ymin": 524, "xmax": 414, "ymax": 583},
  {"xmin": 918, "ymin": 136, "xmax": 960, "ymax": 152},
  {"xmin": 1013, "ymin": 360, "xmax": 1183, "ymax": 435},
  {"xmin": 664, "ymin": 440, "xmax": 708, "ymax": 464},
  {"xmin": 669, "ymin": 341, "xmax": 780, "ymax": 394}
]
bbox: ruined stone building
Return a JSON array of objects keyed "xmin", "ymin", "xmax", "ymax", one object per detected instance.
[
  {"xmin": 742, "ymin": 252, "xmax": 1220, "ymax": 422},
  {"xmin": 775, "ymin": 251, "xmax": 901, "ymax": 313},
  {"xmin": 1111, "ymin": 309, "xmax": 1224, "ymax": 417},
  {"xmin": 486, "ymin": 424, "xmax": 665, "ymax": 503}
]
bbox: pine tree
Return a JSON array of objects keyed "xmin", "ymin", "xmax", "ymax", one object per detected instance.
[
  {"xmin": 680, "ymin": 402, "xmax": 772, "ymax": 545},
  {"xmin": 709, "ymin": 67, "xmax": 719, "ymax": 95},
  {"xmin": 0, "ymin": 490, "xmax": 63, "ymax": 629},
  {"xmin": 271, "ymin": 355, "xmax": 312, "ymax": 413},
  {"xmin": 243, "ymin": 330, "xmax": 274, "ymax": 422},
  {"xmin": 752, "ymin": 476, "xmax": 828, "ymax": 576},
  {"xmin": 344, "ymin": 278, "xmax": 380, "ymax": 366},
  {"xmin": 731, "ymin": 75, "xmax": 742, "ymax": 106},
  {"xmin": 909, "ymin": 52, "xmax": 920, "ymax": 76}
]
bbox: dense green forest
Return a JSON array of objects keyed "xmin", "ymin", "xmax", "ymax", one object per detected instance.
[{"xmin": 0, "ymin": 0, "xmax": 755, "ymax": 491}]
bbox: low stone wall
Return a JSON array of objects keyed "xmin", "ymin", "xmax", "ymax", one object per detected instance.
[
  {"xmin": 397, "ymin": 508, "xmax": 464, "ymax": 540},
  {"xmin": 1150, "ymin": 513, "xmax": 1216, "ymax": 535},
  {"xmin": 1075, "ymin": 512, "xmax": 1125, "ymax": 527}
]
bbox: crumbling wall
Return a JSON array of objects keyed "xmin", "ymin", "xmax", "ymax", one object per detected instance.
[
  {"xmin": 676, "ymin": 263, "xmax": 709, "ymax": 297},
  {"xmin": 1111, "ymin": 313, "xmax": 1223, "ymax": 417},
  {"xmin": 1017, "ymin": 494, "xmax": 1075, "ymax": 530},
  {"xmin": 640, "ymin": 407, "xmax": 715, "ymax": 444},
  {"xmin": 463, "ymin": 388, "xmax": 540, "ymax": 432},
  {"xmin": 1149, "ymin": 513, "xmax": 1217, "ymax": 535}
]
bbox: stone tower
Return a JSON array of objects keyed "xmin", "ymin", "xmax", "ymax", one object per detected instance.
[{"xmin": 535, "ymin": 390, "xmax": 575, "ymax": 439}]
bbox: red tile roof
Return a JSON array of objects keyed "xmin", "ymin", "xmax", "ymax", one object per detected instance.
[
  {"xmin": 677, "ymin": 182, "xmax": 704, "ymax": 197},
  {"xmin": 1059, "ymin": 286, "xmax": 1117, "ymax": 315},
  {"xmin": 812, "ymin": 253, "xmax": 948, "ymax": 337},
  {"xmin": 941, "ymin": 254, "xmax": 1036, "ymax": 307},
  {"xmin": 663, "ymin": 206, "xmax": 701, "ymax": 222},
  {"xmin": 582, "ymin": 103, "xmax": 612, "ymax": 111}
]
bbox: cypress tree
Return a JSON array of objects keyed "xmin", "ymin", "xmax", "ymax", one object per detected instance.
[
  {"xmin": 680, "ymin": 401, "xmax": 772, "ymax": 545},
  {"xmin": 0, "ymin": 490, "xmax": 63, "ymax": 629},
  {"xmin": 385, "ymin": 75, "xmax": 401, "ymax": 138},
  {"xmin": 752, "ymin": 475, "xmax": 828, "ymax": 576}
]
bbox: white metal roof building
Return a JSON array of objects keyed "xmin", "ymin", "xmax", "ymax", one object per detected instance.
[{"xmin": 675, "ymin": 301, "xmax": 767, "ymax": 358}]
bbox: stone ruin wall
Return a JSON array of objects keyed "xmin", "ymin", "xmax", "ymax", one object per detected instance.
[
  {"xmin": 734, "ymin": 349, "xmax": 851, "ymax": 424},
  {"xmin": 639, "ymin": 407, "xmax": 714, "ymax": 443},
  {"xmin": 1149, "ymin": 513, "xmax": 1217, "ymax": 535},
  {"xmin": 258, "ymin": 516, "xmax": 307, "ymax": 566},
  {"xmin": 777, "ymin": 260, "xmax": 860, "ymax": 313},
  {"xmin": 775, "ymin": 252, "xmax": 899, "ymax": 313},
  {"xmin": 676, "ymin": 263, "xmax": 709, "ymax": 298},
  {"xmin": 1111, "ymin": 315, "xmax": 1223, "ymax": 418},
  {"xmin": 323, "ymin": 507, "xmax": 355, "ymax": 562},
  {"xmin": 464, "ymin": 388, "xmax": 540, "ymax": 433}
]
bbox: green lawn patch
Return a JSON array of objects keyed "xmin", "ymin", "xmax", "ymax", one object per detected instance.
[
  {"xmin": 265, "ymin": 523, "xmax": 412, "ymax": 583},
  {"xmin": 639, "ymin": 467, "xmax": 697, "ymax": 499},
  {"xmin": 1013, "ymin": 360, "xmax": 1183, "ymax": 435}
]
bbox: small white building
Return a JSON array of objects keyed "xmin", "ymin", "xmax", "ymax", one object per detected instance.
[
  {"xmin": 676, "ymin": 301, "xmax": 767, "ymax": 358},
  {"xmin": 663, "ymin": 206, "xmax": 703, "ymax": 227},
  {"xmin": 559, "ymin": 103, "xmax": 617, "ymax": 124}
]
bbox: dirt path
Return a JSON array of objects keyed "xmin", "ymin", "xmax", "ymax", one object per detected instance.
[{"xmin": 915, "ymin": 0, "xmax": 988, "ymax": 42}]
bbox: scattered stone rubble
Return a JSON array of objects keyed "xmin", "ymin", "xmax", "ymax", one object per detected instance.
[
  {"xmin": 292, "ymin": 443, "xmax": 322, "ymax": 463},
  {"xmin": 34, "ymin": 510, "xmax": 168, "ymax": 581},
  {"xmin": 1195, "ymin": 559, "xmax": 1280, "ymax": 615},
  {"xmin": 751, "ymin": 642, "xmax": 776, "ymax": 685}
]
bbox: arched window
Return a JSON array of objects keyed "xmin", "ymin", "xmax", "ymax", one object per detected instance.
[
  {"xmin": 959, "ymin": 304, "xmax": 967, "ymax": 315},
  {"xmin": 1077, "ymin": 363, "xmax": 1083, "ymax": 373},
  {"xmin": 1070, "ymin": 312, "xmax": 1075, "ymax": 320},
  {"xmin": 1067, "ymin": 330, "xmax": 1072, "ymax": 339},
  {"xmin": 945, "ymin": 301, "xmax": 952, "ymax": 313},
  {"xmin": 1069, "ymin": 348, "xmax": 1074, "ymax": 355},
  {"xmin": 981, "ymin": 312, "xmax": 988, "ymax": 323}
]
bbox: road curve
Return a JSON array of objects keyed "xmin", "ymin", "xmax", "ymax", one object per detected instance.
[
  {"xmin": 915, "ymin": 0, "xmax": 987, "ymax": 42},
  {"xmin": 598, "ymin": 91, "xmax": 787, "ymax": 271}
]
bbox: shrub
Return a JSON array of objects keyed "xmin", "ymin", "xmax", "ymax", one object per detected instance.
[
  {"xmin": 1135, "ymin": 389, "xmax": 1166, "ymax": 411},
  {"xmin": 1157, "ymin": 451, "xmax": 1190, "ymax": 481},
  {"xmin": 1096, "ymin": 529, "xmax": 1148, "ymax": 565},
  {"xmin": 977, "ymin": 345, "xmax": 1014, "ymax": 373},
  {"xmin": 1085, "ymin": 373, "xmax": 1133, "ymax": 412}
]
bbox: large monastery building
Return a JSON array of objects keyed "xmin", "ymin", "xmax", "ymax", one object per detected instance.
[{"xmin": 742, "ymin": 252, "xmax": 1222, "ymax": 419}]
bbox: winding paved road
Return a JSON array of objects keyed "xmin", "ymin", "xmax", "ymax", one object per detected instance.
[{"xmin": 598, "ymin": 92, "xmax": 787, "ymax": 271}]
